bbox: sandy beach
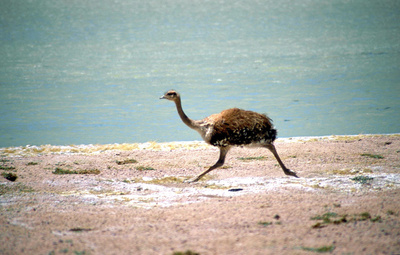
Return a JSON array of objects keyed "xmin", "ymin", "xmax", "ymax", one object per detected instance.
[{"xmin": 1, "ymin": 134, "xmax": 399, "ymax": 254}]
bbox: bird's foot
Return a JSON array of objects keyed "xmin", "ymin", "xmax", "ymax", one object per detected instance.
[
  {"xmin": 284, "ymin": 169, "xmax": 299, "ymax": 178},
  {"xmin": 183, "ymin": 177, "xmax": 199, "ymax": 183},
  {"xmin": 183, "ymin": 173, "xmax": 206, "ymax": 183}
]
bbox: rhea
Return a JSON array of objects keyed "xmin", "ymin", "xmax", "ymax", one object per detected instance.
[{"xmin": 160, "ymin": 90, "xmax": 298, "ymax": 182}]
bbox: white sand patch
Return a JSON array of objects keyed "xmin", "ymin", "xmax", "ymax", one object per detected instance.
[{"xmin": 55, "ymin": 173, "xmax": 400, "ymax": 209}]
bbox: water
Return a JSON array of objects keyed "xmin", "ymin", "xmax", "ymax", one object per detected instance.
[{"xmin": 1, "ymin": 0, "xmax": 399, "ymax": 147}]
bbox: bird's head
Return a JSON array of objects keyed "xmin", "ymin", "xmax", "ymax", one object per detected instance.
[{"xmin": 160, "ymin": 90, "xmax": 180, "ymax": 101}]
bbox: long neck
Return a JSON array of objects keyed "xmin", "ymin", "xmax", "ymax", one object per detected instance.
[{"xmin": 174, "ymin": 97, "xmax": 198, "ymax": 130}]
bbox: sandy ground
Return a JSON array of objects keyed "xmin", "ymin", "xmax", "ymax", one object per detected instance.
[{"xmin": 1, "ymin": 134, "xmax": 400, "ymax": 255}]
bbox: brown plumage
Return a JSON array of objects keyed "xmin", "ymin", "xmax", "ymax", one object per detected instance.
[{"xmin": 160, "ymin": 89, "xmax": 298, "ymax": 182}]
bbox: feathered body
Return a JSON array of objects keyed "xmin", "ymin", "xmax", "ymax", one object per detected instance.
[
  {"xmin": 198, "ymin": 108, "xmax": 276, "ymax": 147},
  {"xmin": 160, "ymin": 90, "xmax": 298, "ymax": 182}
]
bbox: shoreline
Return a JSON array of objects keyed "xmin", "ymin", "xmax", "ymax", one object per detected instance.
[{"xmin": 1, "ymin": 133, "xmax": 399, "ymax": 157}]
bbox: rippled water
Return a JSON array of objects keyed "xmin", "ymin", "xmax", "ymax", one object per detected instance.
[{"xmin": 1, "ymin": 0, "xmax": 399, "ymax": 147}]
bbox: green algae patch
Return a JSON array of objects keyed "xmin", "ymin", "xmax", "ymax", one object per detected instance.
[
  {"xmin": 300, "ymin": 245, "xmax": 335, "ymax": 253},
  {"xmin": 311, "ymin": 211, "xmax": 382, "ymax": 228},
  {"xmin": 258, "ymin": 221, "xmax": 273, "ymax": 226},
  {"xmin": 26, "ymin": 161, "xmax": 39, "ymax": 166},
  {"xmin": 237, "ymin": 156, "xmax": 267, "ymax": 161},
  {"xmin": 0, "ymin": 165, "xmax": 16, "ymax": 171},
  {"xmin": 351, "ymin": 175, "xmax": 374, "ymax": 184},
  {"xmin": 116, "ymin": 159, "xmax": 138, "ymax": 165},
  {"xmin": 135, "ymin": 166, "xmax": 155, "ymax": 171},
  {"xmin": 52, "ymin": 168, "xmax": 100, "ymax": 175},
  {"xmin": 361, "ymin": 153, "xmax": 384, "ymax": 159},
  {"xmin": 0, "ymin": 183, "xmax": 34, "ymax": 195}
]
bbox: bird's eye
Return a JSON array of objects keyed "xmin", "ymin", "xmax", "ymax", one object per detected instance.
[{"xmin": 167, "ymin": 92, "xmax": 176, "ymax": 96}]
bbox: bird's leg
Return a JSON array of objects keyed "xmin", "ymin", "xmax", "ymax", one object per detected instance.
[
  {"xmin": 188, "ymin": 146, "xmax": 231, "ymax": 183},
  {"xmin": 265, "ymin": 144, "xmax": 298, "ymax": 178}
]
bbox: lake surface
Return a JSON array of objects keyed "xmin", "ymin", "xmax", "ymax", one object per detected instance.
[{"xmin": 1, "ymin": 0, "xmax": 399, "ymax": 147}]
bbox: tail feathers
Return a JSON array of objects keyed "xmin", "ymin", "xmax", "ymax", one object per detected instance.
[{"xmin": 268, "ymin": 128, "xmax": 277, "ymax": 142}]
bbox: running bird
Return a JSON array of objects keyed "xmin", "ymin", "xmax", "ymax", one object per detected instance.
[{"xmin": 160, "ymin": 90, "xmax": 298, "ymax": 182}]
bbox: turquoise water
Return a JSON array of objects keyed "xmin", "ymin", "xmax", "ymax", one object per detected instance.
[{"xmin": 1, "ymin": 0, "xmax": 399, "ymax": 147}]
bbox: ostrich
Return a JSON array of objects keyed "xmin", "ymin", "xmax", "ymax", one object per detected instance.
[{"xmin": 160, "ymin": 90, "xmax": 298, "ymax": 182}]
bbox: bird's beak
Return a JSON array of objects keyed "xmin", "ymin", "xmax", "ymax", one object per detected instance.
[{"xmin": 160, "ymin": 95, "xmax": 165, "ymax": 99}]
